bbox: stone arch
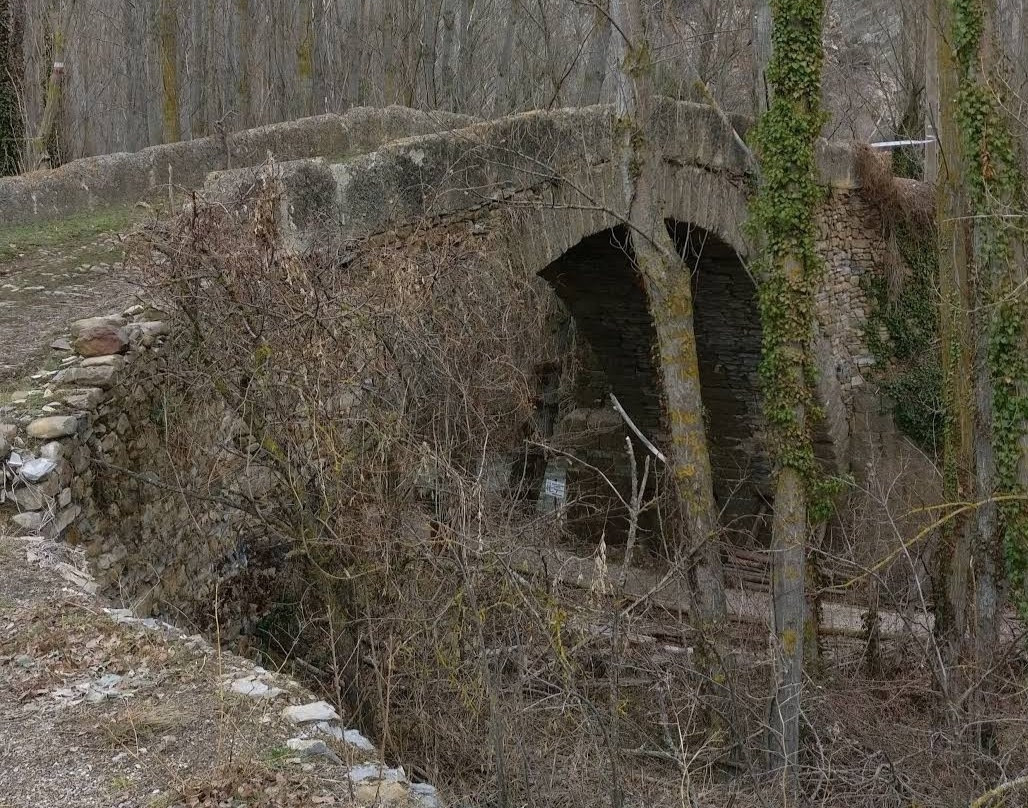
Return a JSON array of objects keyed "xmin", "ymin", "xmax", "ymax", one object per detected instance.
[
  {"xmin": 537, "ymin": 218, "xmax": 770, "ymax": 543},
  {"xmin": 506, "ymin": 164, "xmax": 754, "ymax": 280}
]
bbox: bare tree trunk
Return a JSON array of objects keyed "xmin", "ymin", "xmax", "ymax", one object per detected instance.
[
  {"xmin": 422, "ymin": 0, "xmax": 440, "ymax": 107},
  {"xmin": 122, "ymin": 0, "xmax": 146, "ymax": 150},
  {"xmin": 268, "ymin": 2, "xmax": 288, "ymax": 122},
  {"xmin": 455, "ymin": 0, "xmax": 477, "ymax": 112},
  {"xmin": 235, "ymin": 0, "xmax": 251, "ymax": 126},
  {"xmin": 311, "ymin": 0, "xmax": 328, "ymax": 113},
  {"xmin": 380, "ymin": 3, "xmax": 397, "ymax": 105},
  {"xmin": 766, "ymin": 261, "xmax": 808, "ymax": 780},
  {"xmin": 925, "ymin": 1, "xmax": 939, "ymax": 183},
  {"xmin": 186, "ymin": 0, "xmax": 207, "ymax": 138},
  {"xmin": 972, "ymin": 310, "xmax": 999, "ymax": 741},
  {"xmin": 28, "ymin": 0, "xmax": 75, "ymax": 168},
  {"xmin": 438, "ymin": 0, "xmax": 457, "ymax": 110},
  {"xmin": 159, "ymin": 0, "xmax": 181, "ymax": 143},
  {"xmin": 609, "ymin": 0, "xmax": 727, "ymax": 626},
  {"xmin": 581, "ymin": 0, "xmax": 611, "ymax": 106},
  {"xmin": 357, "ymin": 0, "xmax": 373, "ymax": 105},
  {"xmin": 491, "ymin": 0, "xmax": 518, "ymax": 116},
  {"xmin": 297, "ymin": 0, "xmax": 316, "ymax": 116}
]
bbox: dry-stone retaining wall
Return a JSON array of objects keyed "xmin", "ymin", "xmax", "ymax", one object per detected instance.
[
  {"xmin": 1, "ymin": 303, "xmax": 329, "ymax": 639},
  {"xmin": 1, "ymin": 311, "xmax": 165, "ymax": 537},
  {"xmin": 0, "ymin": 308, "xmax": 234, "ymax": 624}
]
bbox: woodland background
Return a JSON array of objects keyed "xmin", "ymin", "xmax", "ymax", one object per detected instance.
[{"xmin": 1, "ymin": 0, "xmax": 1022, "ymax": 169}]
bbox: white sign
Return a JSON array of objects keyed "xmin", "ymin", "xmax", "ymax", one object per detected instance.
[{"xmin": 543, "ymin": 477, "xmax": 566, "ymax": 499}]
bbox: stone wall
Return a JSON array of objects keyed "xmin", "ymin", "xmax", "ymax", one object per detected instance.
[
  {"xmin": 0, "ymin": 106, "xmax": 475, "ymax": 228},
  {"xmin": 0, "ymin": 308, "xmax": 264, "ymax": 633},
  {"xmin": 0, "ymin": 101, "xmax": 933, "ymax": 615},
  {"xmin": 0, "ymin": 311, "xmax": 167, "ymax": 540},
  {"xmin": 815, "ymin": 189, "xmax": 884, "ymax": 407}
]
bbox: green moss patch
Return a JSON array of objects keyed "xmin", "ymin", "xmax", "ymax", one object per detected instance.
[{"xmin": 0, "ymin": 204, "xmax": 141, "ymax": 262}]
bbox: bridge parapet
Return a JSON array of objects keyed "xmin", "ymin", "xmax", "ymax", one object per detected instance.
[
  {"xmin": 0, "ymin": 106, "xmax": 475, "ymax": 229},
  {"xmin": 200, "ymin": 100, "xmax": 861, "ymax": 251}
]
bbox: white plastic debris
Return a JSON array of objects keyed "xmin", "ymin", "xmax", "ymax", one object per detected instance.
[{"xmin": 20, "ymin": 457, "xmax": 56, "ymax": 482}]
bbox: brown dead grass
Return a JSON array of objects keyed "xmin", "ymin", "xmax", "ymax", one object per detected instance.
[
  {"xmin": 854, "ymin": 144, "xmax": 934, "ymax": 233},
  {"xmin": 101, "ymin": 700, "xmax": 195, "ymax": 748}
]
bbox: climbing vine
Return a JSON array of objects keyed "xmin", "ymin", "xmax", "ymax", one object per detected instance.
[
  {"xmin": 861, "ymin": 224, "xmax": 944, "ymax": 450},
  {"xmin": 950, "ymin": 0, "xmax": 1028, "ymax": 612},
  {"xmin": 749, "ymin": 0, "xmax": 836, "ymax": 520}
]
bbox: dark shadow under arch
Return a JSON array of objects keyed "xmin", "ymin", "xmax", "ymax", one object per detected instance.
[{"xmin": 539, "ymin": 222, "xmax": 770, "ymax": 540}]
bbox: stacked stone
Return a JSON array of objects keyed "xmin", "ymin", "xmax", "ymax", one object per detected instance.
[
  {"xmin": 813, "ymin": 190, "xmax": 881, "ymax": 404},
  {"xmin": 2, "ymin": 301, "xmax": 286, "ymax": 630},
  {"xmin": 0, "ymin": 307, "xmax": 168, "ymax": 543}
]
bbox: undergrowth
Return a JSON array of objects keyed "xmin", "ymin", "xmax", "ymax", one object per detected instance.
[{"xmin": 123, "ymin": 174, "xmax": 1028, "ymax": 808}]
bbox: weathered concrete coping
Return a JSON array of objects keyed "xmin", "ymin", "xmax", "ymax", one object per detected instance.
[{"xmin": 0, "ymin": 106, "xmax": 476, "ymax": 228}]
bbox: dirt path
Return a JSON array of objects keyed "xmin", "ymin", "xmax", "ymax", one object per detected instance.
[
  {"xmin": 0, "ymin": 534, "xmax": 440, "ymax": 808},
  {"xmin": 0, "ymin": 235, "xmax": 138, "ymax": 387}
]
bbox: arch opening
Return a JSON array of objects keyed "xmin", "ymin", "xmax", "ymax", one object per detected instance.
[{"xmin": 537, "ymin": 223, "xmax": 770, "ymax": 546}]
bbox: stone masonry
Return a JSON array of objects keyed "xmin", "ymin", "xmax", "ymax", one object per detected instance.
[{"xmin": 0, "ymin": 99, "xmax": 930, "ymax": 608}]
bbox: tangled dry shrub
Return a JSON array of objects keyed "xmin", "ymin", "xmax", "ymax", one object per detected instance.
[
  {"xmin": 129, "ymin": 177, "xmax": 1028, "ymax": 808},
  {"xmin": 131, "ymin": 184, "xmax": 753, "ymax": 807},
  {"xmin": 854, "ymin": 144, "xmax": 935, "ymax": 300},
  {"xmin": 854, "ymin": 145, "xmax": 934, "ymax": 234}
]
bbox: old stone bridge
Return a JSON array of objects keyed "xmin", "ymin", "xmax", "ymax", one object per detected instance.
[
  {"xmin": 204, "ymin": 99, "xmax": 883, "ymax": 530},
  {"xmin": 0, "ymin": 102, "xmax": 920, "ymax": 615}
]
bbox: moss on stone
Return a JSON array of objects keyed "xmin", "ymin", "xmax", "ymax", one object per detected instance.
[{"xmin": 0, "ymin": 204, "xmax": 140, "ymax": 261}]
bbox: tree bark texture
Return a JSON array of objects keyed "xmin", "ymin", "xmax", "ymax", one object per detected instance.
[
  {"xmin": 933, "ymin": 0, "xmax": 975, "ymax": 707},
  {"xmin": 609, "ymin": 0, "xmax": 727, "ymax": 627},
  {"xmin": 0, "ymin": 0, "xmax": 24, "ymax": 175},
  {"xmin": 29, "ymin": 0, "xmax": 75, "ymax": 167},
  {"xmin": 159, "ymin": 0, "xmax": 181, "ymax": 143}
]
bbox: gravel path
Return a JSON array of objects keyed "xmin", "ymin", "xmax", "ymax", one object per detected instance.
[
  {"xmin": 0, "ymin": 534, "xmax": 433, "ymax": 808},
  {"xmin": 0, "ymin": 236, "xmax": 138, "ymax": 386}
]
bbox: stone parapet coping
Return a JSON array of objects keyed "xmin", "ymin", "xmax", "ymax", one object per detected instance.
[{"xmin": 0, "ymin": 106, "xmax": 477, "ymax": 228}]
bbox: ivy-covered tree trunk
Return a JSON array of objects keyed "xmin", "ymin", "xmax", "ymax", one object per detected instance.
[
  {"xmin": 947, "ymin": 0, "xmax": 1028, "ymax": 742},
  {"xmin": 0, "ymin": 0, "xmax": 24, "ymax": 176},
  {"xmin": 608, "ymin": 0, "xmax": 728, "ymax": 626},
  {"xmin": 750, "ymin": 0, "xmax": 827, "ymax": 785},
  {"xmin": 932, "ymin": 0, "xmax": 976, "ymax": 708},
  {"xmin": 967, "ymin": 7, "xmax": 1001, "ymax": 722}
]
